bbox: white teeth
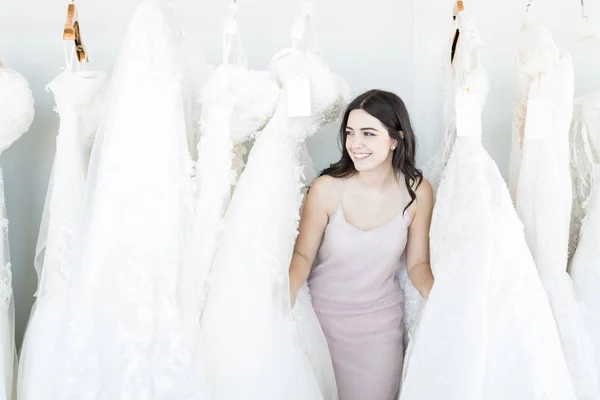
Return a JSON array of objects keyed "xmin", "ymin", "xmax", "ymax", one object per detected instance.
[{"xmin": 354, "ymin": 153, "xmax": 371, "ymax": 159}]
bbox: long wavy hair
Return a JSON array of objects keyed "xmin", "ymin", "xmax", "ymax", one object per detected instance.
[{"xmin": 320, "ymin": 89, "xmax": 423, "ymax": 213}]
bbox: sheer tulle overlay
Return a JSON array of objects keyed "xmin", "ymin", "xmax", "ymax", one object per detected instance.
[
  {"xmin": 18, "ymin": 70, "xmax": 107, "ymax": 400},
  {"xmin": 48, "ymin": 2, "xmax": 210, "ymax": 398}
]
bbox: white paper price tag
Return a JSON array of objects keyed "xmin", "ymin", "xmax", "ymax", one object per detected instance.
[
  {"xmin": 524, "ymin": 97, "xmax": 553, "ymax": 140},
  {"xmin": 455, "ymin": 93, "xmax": 482, "ymax": 137},
  {"xmin": 286, "ymin": 73, "xmax": 312, "ymax": 118}
]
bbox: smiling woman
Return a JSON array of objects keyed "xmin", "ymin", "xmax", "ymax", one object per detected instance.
[
  {"xmin": 288, "ymin": 89, "xmax": 434, "ymax": 400},
  {"xmin": 346, "ymin": 110, "xmax": 397, "ymax": 169}
]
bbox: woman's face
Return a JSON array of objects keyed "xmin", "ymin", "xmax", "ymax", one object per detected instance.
[{"xmin": 345, "ymin": 109, "xmax": 397, "ymax": 173}]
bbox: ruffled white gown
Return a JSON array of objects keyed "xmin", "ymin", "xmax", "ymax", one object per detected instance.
[
  {"xmin": 180, "ymin": 8, "xmax": 279, "ymax": 346},
  {"xmin": 0, "ymin": 58, "xmax": 34, "ymax": 400},
  {"xmin": 509, "ymin": 17, "xmax": 600, "ymax": 400},
  {"xmin": 400, "ymin": 11, "xmax": 578, "ymax": 400},
  {"xmin": 569, "ymin": 91, "xmax": 600, "ymax": 389},
  {"xmin": 199, "ymin": 6, "xmax": 348, "ymax": 398},
  {"xmin": 17, "ymin": 70, "xmax": 107, "ymax": 400},
  {"xmin": 48, "ymin": 2, "xmax": 210, "ymax": 398}
]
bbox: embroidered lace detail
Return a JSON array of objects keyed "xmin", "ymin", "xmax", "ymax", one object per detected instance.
[{"xmin": 569, "ymin": 92, "xmax": 600, "ymax": 393}]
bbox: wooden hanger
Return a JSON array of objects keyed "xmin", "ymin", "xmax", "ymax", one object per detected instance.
[
  {"xmin": 63, "ymin": 1, "xmax": 89, "ymax": 63},
  {"xmin": 453, "ymin": 0, "xmax": 464, "ymax": 18}
]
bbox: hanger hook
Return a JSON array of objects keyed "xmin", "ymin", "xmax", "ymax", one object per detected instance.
[
  {"xmin": 526, "ymin": 0, "xmax": 532, "ymax": 12},
  {"xmin": 580, "ymin": 0, "xmax": 588, "ymax": 18}
]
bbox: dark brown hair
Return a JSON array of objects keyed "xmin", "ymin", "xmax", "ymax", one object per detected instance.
[{"xmin": 320, "ymin": 89, "xmax": 423, "ymax": 213}]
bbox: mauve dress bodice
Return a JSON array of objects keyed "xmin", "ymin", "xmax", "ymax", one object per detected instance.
[{"xmin": 308, "ymin": 184, "xmax": 410, "ymax": 400}]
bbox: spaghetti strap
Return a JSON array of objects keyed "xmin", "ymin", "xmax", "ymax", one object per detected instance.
[{"xmin": 337, "ymin": 178, "xmax": 347, "ymax": 208}]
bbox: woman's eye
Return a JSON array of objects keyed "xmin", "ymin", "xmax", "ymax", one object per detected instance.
[
  {"xmin": 345, "ymin": 131, "xmax": 353, "ymax": 135},
  {"xmin": 364, "ymin": 132, "xmax": 375, "ymax": 137}
]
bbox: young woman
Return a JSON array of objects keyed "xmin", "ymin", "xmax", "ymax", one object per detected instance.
[{"xmin": 288, "ymin": 89, "xmax": 434, "ymax": 400}]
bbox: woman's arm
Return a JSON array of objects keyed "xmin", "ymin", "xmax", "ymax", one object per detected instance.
[
  {"xmin": 405, "ymin": 178, "xmax": 435, "ymax": 299},
  {"xmin": 289, "ymin": 176, "xmax": 335, "ymax": 306}
]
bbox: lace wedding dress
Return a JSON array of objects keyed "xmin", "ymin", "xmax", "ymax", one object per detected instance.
[
  {"xmin": 399, "ymin": 11, "xmax": 577, "ymax": 400},
  {"xmin": 17, "ymin": 70, "xmax": 107, "ymax": 400},
  {"xmin": 0, "ymin": 58, "xmax": 34, "ymax": 400},
  {"xmin": 48, "ymin": 2, "xmax": 210, "ymax": 398},
  {"xmin": 180, "ymin": 5, "xmax": 279, "ymax": 345},
  {"xmin": 569, "ymin": 91, "xmax": 600, "ymax": 389},
  {"xmin": 199, "ymin": 4, "xmax": 348, "ymax": 398},
  {"xmin": 569, "ymin": 93, "xmax": 600, "ymax": 261},
  {"xmin": 398, "ymin": 13, "xmax": 470, "ymax": 346},
  {"xmin": 509, "ymin": 17, "xmax": 600, "ymax": 400}
]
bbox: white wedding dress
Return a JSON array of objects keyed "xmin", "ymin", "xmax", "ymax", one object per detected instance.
[
  {"xmin": 180, "ymin": 6, "xmax": 279, "ymax": 343},
  {"xmin": 400, "ymin": 11, "xmax": 577, "ymax": 400},
  {"xmin": 17, "ymin": 70, "xmax": 107, "ymax": 400},
  {"xmin": 569, "ymin": 93, "xmax": 600, "ymax": 261},
  {"xmin": 398, "ymin": 13, "xmax": 479, "ymax": 339},
  {"xmin": 509, "ymin": 17, "xmax": 600, "ymax": 400},
  {"xmin": 49, "ymin": 2, "xmax": 209, "ymax": 398},
  {"xmin": 199, "ymin": 5, "xmax": 348, "ymax": 399},
  {"xmin": 0, "ymin": 58, "xmax": 34, "ymax": 400},
  {"xmin": 398, "ymin": 13, "xmax": 470, "ymax": 345},
  {"xmin": 569, "ymin": 91, "xmax": 600, "ymax": 388}
]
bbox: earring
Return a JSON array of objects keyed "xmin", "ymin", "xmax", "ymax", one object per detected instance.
[{"xmin": 391, "ymin": 145, "xmax": 397, "ymax": 151}]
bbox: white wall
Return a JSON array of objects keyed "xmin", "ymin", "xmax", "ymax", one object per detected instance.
[{"xmin": 1, "ymin": 0, "xmax": 600, "ymax": 345}]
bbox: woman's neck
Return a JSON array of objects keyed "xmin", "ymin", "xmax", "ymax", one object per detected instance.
[{"xmin": 355, "ymin": 165, "xmax": 397, "ymax": 191}]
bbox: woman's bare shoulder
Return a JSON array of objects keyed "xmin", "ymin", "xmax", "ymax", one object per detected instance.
[
  {"xmin": 308, "ymin": 175, "xmax": 346, "ymax": 214},
  {"xmin": 413, "ymin": 177, "xmax": 433, "ymax": 202}
]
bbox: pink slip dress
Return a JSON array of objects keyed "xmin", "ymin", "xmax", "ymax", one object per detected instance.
[{"xmin": 308, "ymin": 179, "xmax": 410, "ymax": 400}]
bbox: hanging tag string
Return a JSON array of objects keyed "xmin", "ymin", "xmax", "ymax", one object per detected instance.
[
  {"xmin": 290, "ymin": 0, "xmax": 321, "ymax": 57},
  {"xmin": 222, "ymin": 2, "xmax": 247, "ymax": 66},
  {"xmin": 222, "ymin": 2, "xmax": 238, "ymax": 64},
  {"xmin": 63, "ymin": 40, "xmax": 77, "ymax": 72}
]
